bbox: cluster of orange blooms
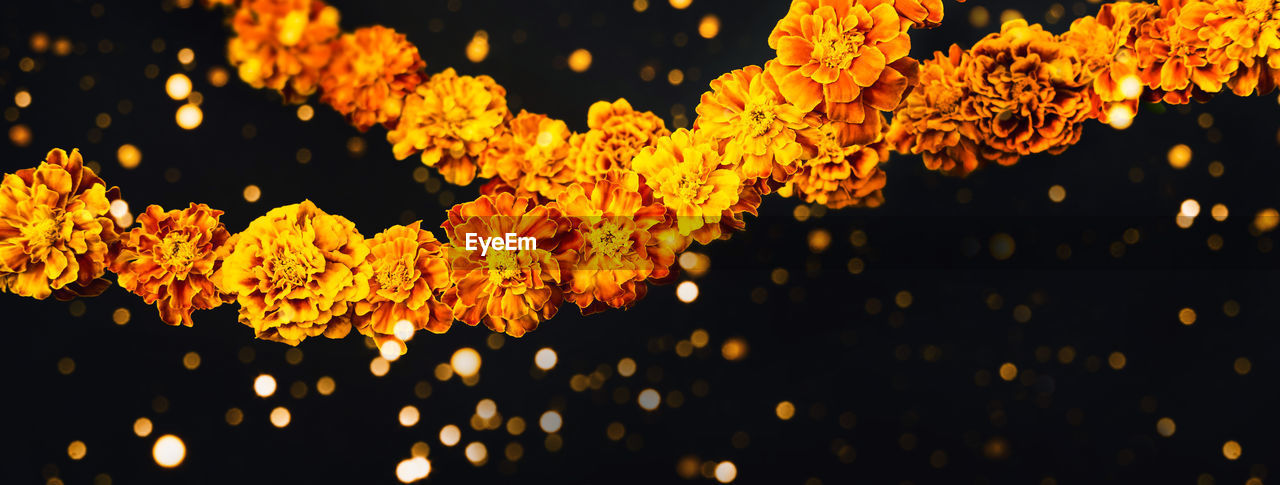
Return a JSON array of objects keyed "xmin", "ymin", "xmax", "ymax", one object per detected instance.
[
  {"xmin": 888, "ymin": 0, "xmax": 1280, "ymax": 176},
  {"xmin": 5, "ymin": 0, "xmax": 1276, "ymax": 347}
]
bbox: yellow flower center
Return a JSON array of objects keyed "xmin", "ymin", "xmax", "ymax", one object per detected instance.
[
  {"xmin": 741, "ymin": 96, "xmax": 777, "ymax": 137},
  {"xmin": 814, "ymin": 29, "xmax": 864, "ymax": 70},
  {"xmin": 676, "ymin": 171, "xmax": 704, "ymax": 203},
  {"xmin": 21, "ymin": 210, "xmax": 65, "ymax": 254},
  {"xmin": 587, "ymin": 220, "xmax": 633, "ymax": 261},
  {"xmin": 1245, "ymin": 0, "xmax": 1276, "ymax": 19},
  {"xmin": 159, "ymin": 233, "xmax": 198, "ymax": 269},
  {"xmin": 270, "ymin": 251, "xmax": 310, "ymax": 289},
  {"xmin": 485, "ymin": 249, "xmax": 522, "ymax": 285},
  {"xmin": 277, "ymin": 10, "xmax": 308, "ymax": 47},
  {"xmin": 376, "ymin": 256, "xmax": 414, "ymax": 290}
]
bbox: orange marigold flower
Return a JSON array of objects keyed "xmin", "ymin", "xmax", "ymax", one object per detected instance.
[
  {"xmin": 227, "ymin": 0, "xmax": 341, "ymax": 103},
  {"xmin": 213, "ymin": 200, "xmax": 371, "ymax": 345},
  {"xmin": 571, "ymin": 98, "xmax": 670, "ymax": 183},
  {"xmin": 779, "ymin": 120, "xmax": 888, "ymax": 208},
  {"xmin": 557, "ymin": 174, "xmax": 673, "ymax": 314},
  {"xmin": 694, "ymin": 63, "xmax": 810, "ymax": 189},
  {"xmin": 388, "ymin": 68, "xmax": 510, "ymax": 186},
  {"xmin": 964, "ymin": 20, "xmax": 1096, "ymax": 166},
  {"xmin": 630, "ymin": 129, "xmax": 740, "ymax": 244},
  {"xmin": 0, "ymin": 148, "xmax": 119, "ymax": 300},
  {"xmin": 1181, "ymin": 0, "xmax": 1280, "ymax": 96},
  {"xmin": 441, "ymin": 193, "xmax": 581, "ymax": 337},
  {"xmin": 352, "ymin": 222, "xmax": 453, "ymax": 339},
  {"xmin": 320, "ymin": 25, "xmax": 426, "ymax": 131},
  {"xmin": 767, "ymin": 0, "xmax": 918, "ymax": 143},
  {"xmin": 1134, "ymin": 0, "xmax": 1232, "ymax": 103},
  {"xmin": 891, "ymin": 0, "xmax": 963, "ymax": 30},
  {"xmin": 110, "ymin": 203, "xmax": 233, "ymax": 327},
  {"xmin": 1062, "ymin": 2, "xmax": 1161, "ymax": 117},
  {"xmin": 885, "ymin": 45, "xmax": 985, "ymax": 176},
  {"xmin": 480, "ymin": 111, "xmax": 577, "ymax": 199}
]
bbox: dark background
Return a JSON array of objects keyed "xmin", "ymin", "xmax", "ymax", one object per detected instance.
[{"xmin": 3, "ymin": 0, "xmax": 1278, "ymax": 483}]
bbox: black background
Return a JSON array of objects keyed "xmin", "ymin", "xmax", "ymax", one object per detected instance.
[{"xmin": 3, "ymin": 0, "xmax": 1278, "ymax": 483}]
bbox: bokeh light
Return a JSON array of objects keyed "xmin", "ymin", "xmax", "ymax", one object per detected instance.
[{"xmin": 152, "ymin": 434, "xmax": 186, "ymax": 468}]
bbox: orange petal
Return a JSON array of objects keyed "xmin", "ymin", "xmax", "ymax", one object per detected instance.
[
  {"xmin": 776, "ymin": 36, "xmax": 814, "ymax": 66},
  {"xmin": 779, "ymin": 69, "xmax": 824, "ymax": 112}
]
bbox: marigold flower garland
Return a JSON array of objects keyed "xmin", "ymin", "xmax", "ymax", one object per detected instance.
[{"xmin": 5, "ymin": 0, "xmax": 1278, "ymax": 349}]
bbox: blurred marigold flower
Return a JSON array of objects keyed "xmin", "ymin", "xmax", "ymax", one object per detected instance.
[
  {"xmin": 695, "ymin": 63, "xmax": 810, "ymax": 190},
  {"xmin": 228, "ymin": 0, "xmax": 341, "ymax": 103},
  {"xmin": 767, "ymin": 0, "xmax": 918, "ymax": 144},
  {"xmin": 557, "ymin": 173, "xmax": 673, "ymax": 314},
  {"xmin": 779, "ymin": 120, "xmax": 888, "ymax": 208},
  {"xmin": 213, "ymin": 200, "xmax": 371, "ymax": 345},
  {"xmin": 630, "ymin": 129, "xmax": 740, "ymax": 244},
  {"xmin": 571, "ymin": 98, "xmax": 670, "ymax": 183},
  {"xmin": 388, "ymin": 68, "xmax": 510, "ymax": 186},
  {"xmin": 0, "ymin": 148, "xmax": 120, "ymax": 300},
  {"xmin": 1134, "ymin": 0, "xmax": 1231, "ymax": 103},
  {"xmin": 481, "ymin": 111, "xmax": 577, "ymax": 199},
  {"xmin": 320, "ymin": 25, "xmax": 426, "ymax": 131},
  {"xmin": 1179, "ymin": 0, "xmax": 1280, "ymax": 96},
  {"xmin": 886, "ymin": 45, "xmax": 984, "ymax": 176},
  {"xmin": 442, "ymin": 193, "xmax": 581, "ymax": 337},
  {"xmin": 963, "ymin": 20, "xmax": 1097, "ymax": 169},
  {"xmin": 110, "ymin": 203, "xmax": 233, "ymax": 327},
  {"xmin": 353, "ymin": 221, "xmax": 453, "ymax": 339}
]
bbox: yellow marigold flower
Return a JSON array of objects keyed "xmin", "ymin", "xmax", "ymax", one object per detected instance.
[
  {"xmin": 0, "ymin": 148, "xmax": 119, "ymax": 300},
  {"xmin": 571, "ymin": 98, "xmax": 670, "ymax": 183},
  {"xmin": 480, "ymin": 110, "xmax": 577, "ymax": 199},
  {"xmin": 353, "ymin": 222, "xmax": 453, "ymax": 339},
  {"xmin": 885, "ymin": 45, "xmax": 984, "ymax": 176},
  {"xmin": 961, "ymin": 20, "xmax": 1097, "ymax": 167},
  {"xmin": 320, "ymin": 25, "xmax": 426, "ymax": 131},
  {"xmin": 110, "ymin": 203, "xmax": 233, "ymax": 327},
  {"xmin": 557, "ymin": 174, "xmax": 674, "ymax": 314},
  {"xmin": 767, "ymin": 0, "xmax": 918, "ymax": 144},
  {"xmin": 694, "ymin": 63, "xmax": 809, "ymax": 188},
  {"xmin": 1134, "ymin": 0, "xmax": 1232, "ymax": 103},
  {"xmin": 227, "ymin": 0, "xmax": 341, "ymax": 103},
  {"xmin": 213, "ymin": 200, "xmax": 371, "ymax": 345},
  {"xmin": 630, "ymin": 129, "xmax": 740, "ymax": 244},
  {"xmin": 1181, "ymin": 0, "xmax": 1280, "ymax": 96},
  {"xmin": 442, "ymin": 193, "xmax": 581, "ymax": 337},
  {"xmin": 387, "ymin": 68, "xmax": 510, "ymax": 186},
  {"xmin": 779, "ymin": 121, "xmax": 888, "ymax": 209}
]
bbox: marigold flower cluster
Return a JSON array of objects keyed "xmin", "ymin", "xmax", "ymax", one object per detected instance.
[
  {"xmin": 888, "ymin": 0, "xmax": 1280, "ymax": 177},
  {"xmin": 10, "ymin": 0, "xmax": 1276, "ymax": 348}
]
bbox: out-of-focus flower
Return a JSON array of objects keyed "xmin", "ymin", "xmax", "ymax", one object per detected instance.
[
  {"xmin": 0, "ymin": 148, "xmax": 119, "ymax": 300},
  {"xmin": 353, "ymin": 222, "xmax": 452, "ymax": 340},
  {"xmin": 320, "ymin": 26, "xmax": 426, "ymax": 130},
  {"xmin": 481, "ymin": 111, "xmax": 577, "ymax": 199},
  {"xmin": 571, "ymin": 99, "xmax": 670, "ymax": 183},
  {"xmin": 767, "ymin": 0, "xmax": 918, "ymax": 144},
  {"xmin": 779, "ymin": 120, "xmax": 888, "ymax": 208},
  {"xmin": 891, "ymin": 0, "xmax": 963, "ymax": 30},
  {"xmin": 630, "ymin": 129, "xmax": 740, "ymax": 244},
  {"xmin": 1134, "ymin": 0, "xmax": 1231, "ymax": 103},
  {"xmin": 694, "ymin": 63, "xmax": 809, "ymax": 189},
  {"xmin": 110, "ymin": 203, "xmax": 233, "ymax": 326},
  {"xmin": 965, "ymin": 20, "xmax": 1096, "ymax": 167},
  {"xmin": 227, "ymin": 0, "xmax": 341, "ymax": 103},
  {"xmin": 885, "ymin": 45, "xmax": 983, "ymax": 176},
  {"xmin": 1180, "ymin": 0, "xmax": 1280, "ymax": 96},
  {"xmin": 557, "ymin": 174, "xmax": 672, "ymax": 313},
  {"xmin": 213, "ymin": 200, "xmax": 371, "ymax": 345},
  {"xmin": 388, "ymin": 68, "xmax": 510, "ymax": 186},
  {"xmin": 442, "ymin": 193, "xmax": 581, "ymax": 337},
  {"xmin": 1062, "ymin": 2, "xmax": 1161, "ymax": 117}
]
